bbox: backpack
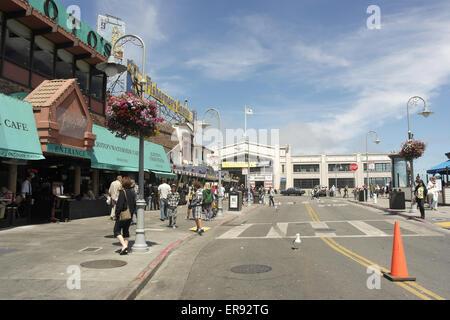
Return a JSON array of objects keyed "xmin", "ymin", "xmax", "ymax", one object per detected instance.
[{"xmin": 203, "ymin": 189, "xmax": 214, "ymax": 204}]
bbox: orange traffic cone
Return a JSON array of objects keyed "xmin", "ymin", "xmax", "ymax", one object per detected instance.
[{"xmin": 384, "ymin": 221, "xmax": 416, "ymax": 281}]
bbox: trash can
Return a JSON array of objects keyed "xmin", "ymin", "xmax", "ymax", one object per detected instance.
[
  {"xmin": 389, "ymin": 190, "xmax": 406, "ymax": 210},
  {"xmin": 229, "ymin": 191, "xmax": 242, "ymax": 211}
]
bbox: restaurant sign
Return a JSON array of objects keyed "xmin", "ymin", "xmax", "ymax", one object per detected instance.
[
  {"xmin": 126, "ymin": 60, "xmax": 194, "ymax": 123},
  {"xmin": 26, "ymin": 0, "xmax": 112, "ymax": 57}
]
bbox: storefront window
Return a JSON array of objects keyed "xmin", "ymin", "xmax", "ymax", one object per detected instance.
[
  {"xmin": 91, "ymin": 73, "xmax": 105, "ymax": 101},
  {"xmin": 75, "ymin": 68, "xmax": 89, "ymax": 94},
  {"xmin": 55, "ymin": 56, "xmax": 73, "ymax": 79},
  {"xmin": 33, "ymin": 43, "xmax": 54, "ymax": 78},
  {"xmin": 294, "ymin": 164, "xmax": 320, "ymax": 173},
  {"xmin": 329, "ymin": 178, "xmax": 355, "ymax": 188},
  {"xmin": 294, "ymin": 179, "xmax": 320, "ymax": 189},
  {"xmin": 4, "ymin": 29, "xmax": 30, "ymax": 67}
]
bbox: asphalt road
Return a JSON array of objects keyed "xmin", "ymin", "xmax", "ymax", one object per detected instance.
[{"xmin": 137, "ymin": 196, "xmax": 450, "ymax": 300}]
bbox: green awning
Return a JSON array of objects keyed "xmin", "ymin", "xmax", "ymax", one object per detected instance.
[
  {"xmin": 153, "ymin": 171, "xmax": 177, "ymax": 179},
  {"xmin": 91, "ymin": 125, "xmax": 172, "ymax": 173},
  {"xmin": 0, "ymin": 94, "xmax": 44, "ymax": 160}
]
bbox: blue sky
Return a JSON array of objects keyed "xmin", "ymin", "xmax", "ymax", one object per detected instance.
[{"xmin": 62, "ymin": 0, "xmax": 449, "ymax": 176}]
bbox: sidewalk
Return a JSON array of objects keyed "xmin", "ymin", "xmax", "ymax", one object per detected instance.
[
  {"xmin": 346, "ymin": 196, "xmax": 450, "ymax": 230},
  {"xmin": 0, "ymin": 202, "xmax": 260, "ymax": 300}
]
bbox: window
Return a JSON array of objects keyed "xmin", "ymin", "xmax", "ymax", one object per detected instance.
[
  {"xmin": 293, "ymin": 164, "xmax": 320, "ymax": 173},
  {"xmin": 328, "ymin": 178, "xmax": 355, "ymax": 188},
  {"xmin": 328, "ymin": 164, "xmax": 352, "ymax": 172},
  {"xmin": 4, "ymin": 29, "xmax": 30, "ymax": 67},
  {"xmin": 364, "ymin": 163, "xmax": 391, "ymax": 172},
  {"xmin": 56, "ymin": 56, "xmax": 73, "ymax": 79},
  {"xmin": 75, "ymin": 68, "xmax": 89, "ymax": 94},
  {"xmin": 32, "ymin": 37, "xmax": 54, "ymax": 78},
  {"xmin": 365, "ymin": 177, "xmax": 391, "ymax": 187},
  {"xmin": 282, "ymin": 165, "xmax": 285, "ymax": 173},
  {"xmin": 294, "ymin": 179, "xmax": 320, "ymax": 189},
  {"xmin": 91, "ymin": 73, "xmax": 105, "ymax": 101}
]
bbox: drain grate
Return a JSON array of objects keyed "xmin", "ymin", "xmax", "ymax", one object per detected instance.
[
  {"xmin": 0, "ymin": 248, "xmax": 18, "ymax": 256},
  {"xmin": 79, "ymin": 247, "xmax": 102, "ymax": 253},
  {"xmin": 231, "ymin": 264, "xmax": 272, "ymax": 274},
  {"xmin": 314, "ymin": 228, "xmax": 336, "ymax": 232},
  {"xmin": 80, "ymin": 260, "xmax": 127, "ymax": 269}
]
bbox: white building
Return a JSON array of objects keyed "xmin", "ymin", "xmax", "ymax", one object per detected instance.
[{"xmin": 219, "ymin": 142, "xmax": 393, "ymax": 191}]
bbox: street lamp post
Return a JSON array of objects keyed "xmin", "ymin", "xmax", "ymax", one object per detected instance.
[
  {"xmin": 244, "ymin": 106, "xmax": 252, "ymax": 207},
  {"xmin": 365, "ymin": 131, "xmax": 381, "ymax": 202},
  {"xmin": 406, "ymin": 96, "xmax": 434, "ymax": 213},
  {"xmin": 202, "ymin": 109, "xmax": 223, "ymax": 217},
  {"xmin": 97, "ymin": 34, "xmax": 149, "ymax": 253}
]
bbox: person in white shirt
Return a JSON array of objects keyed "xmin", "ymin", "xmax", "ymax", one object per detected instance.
[
  {"xmin": 109, "ymin": 176, "xmax": 122, "ymax": 220},
  {"xmin": 427, "ymin": 177, "xmax": 439, "ymax": 211},
  {"xmin": 158, "ymin": 179, "xmax": 171, "ymax": 221},
  {"xmin": 21, "ymin": 176, "xmax": 33, "ymax": 198}
]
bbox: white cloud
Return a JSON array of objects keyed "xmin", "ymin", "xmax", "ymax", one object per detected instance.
[{"xmin": 279, "ymin": 2, "xmax": 450, "ymax": 154}]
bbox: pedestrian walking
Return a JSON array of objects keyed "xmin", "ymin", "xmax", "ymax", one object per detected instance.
[
  {"xmin": 167, "ymin": 184, "xmax": 180, "ymax": 228},
  {"xmin": 114, "ymin": 177, "xmax": 136, "ymax": 255},
  {"xmin": 130, "ymin": 179, "xmax": 138, "ymax": 224},
  {"xmin": 344, "ymin": 185, "xmax": 349, "ymax": 198},
  {"xmin": 331, "ymin": 185, "xmax": 336, "ymax": 197},
  {"xmin": 186, "ymin": 183, "xmax": 194, "ymax": 220},
  {"xmin": 427, "ymin": 177, "xmax": 439, "ymax": 211},
  {"xmin": 414, "ymin": 180, "xmax": 428, "ymax": 219},
  {"xmin": 269, "ymin": 187, "xmax": 275, "ymax": 206},
  {"xmin": 202, "ymin": 182, "xmax": 214, "ymax": 221},
  {"xmin": 108, "ymin": 176, "xmax": 122, "ymax": 220},
  {"xmin": 158, "ymin": 179, "xmax": 171, "ymax": 221},
  {"xmin": 151, "ymin": 184, "xmax": 159, "ymax": 210},
  {"xmin": 190, "ymin": 181, "xmax": 205, "ymax": 235}
]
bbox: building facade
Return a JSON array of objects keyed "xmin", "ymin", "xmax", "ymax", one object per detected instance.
[{"xmin": 220, "ymin": 141, "xmax": 393, "ymax": 192}]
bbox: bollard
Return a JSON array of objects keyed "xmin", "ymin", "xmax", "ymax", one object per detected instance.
[{"xmin": 374, "ymin": 193, "xmax": 377, "ymax": 204}]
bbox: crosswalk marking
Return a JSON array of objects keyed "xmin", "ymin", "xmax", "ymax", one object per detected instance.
[
  {"xmin": 384, "ymin": 220, "xmax": 441, "ymax": 236},
  {"xmin": 217, "ymin": 224, "xmax": 253, "ymax": 239},
  {"xmin": 266, "ymin": 227, "xmax": 282, "ymax": 238},
  {"xmin": 278, "ymin": 223, "xmax": 289, "ymax": 236},
  {"xmin": 216, "ymin": 220, "xmax": 444, "ymax": 240},
  {"xmin": 348, "ymin": 221, "xmax": 388, "ymax": 236}
]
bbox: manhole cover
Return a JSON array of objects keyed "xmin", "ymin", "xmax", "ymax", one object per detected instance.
[
  {"xmin": 314, "ymin": 229, "xmax": 336, "ymax": 232},
  {"xmin": 231, "ymin": 264, "xmax": 272, "ymax": 274},
  {"xmin": 80, "ymin": 260, "xmax": 127, "ymax": 269}
]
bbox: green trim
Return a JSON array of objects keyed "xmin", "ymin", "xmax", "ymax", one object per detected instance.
[
  {"xmin": 153, "ymin": 171, "xmax": 177, "ymax": 179},
  {"xmin": 46, "ymin": 143, "xmax": 92, "ymax": 159}
]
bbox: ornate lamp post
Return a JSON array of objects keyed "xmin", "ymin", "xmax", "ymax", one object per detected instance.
[
  {"xmin": 406, "ymin": 96, "xmax": 434, "ymax": 213},
  {"xmin": 202, "ymin": 108, "xmax": 223, "ymax": 217},
  {"xmin": 365, "ymin": 131, "xmax": 381, "ymax": 202},
  {"xmin": 97, "ymin": 34, "xmax": 149, "ymax": 252}
]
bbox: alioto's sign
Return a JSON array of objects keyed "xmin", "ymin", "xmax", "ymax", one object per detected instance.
[
  {"xmin": 26, "ymin": 0, "xmax": 112, "ymax": 57},
  {"xmin": 127, "ymin": 60, "xmax": 194, "ymax": 123}
]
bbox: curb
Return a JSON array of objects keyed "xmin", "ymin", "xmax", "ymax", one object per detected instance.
[
  {"xmin": 114, "ymin": 204, "xmax": 262, "ymax": 300},
  {"xmin": 347, "ymin": 199, "xmax": 431, "ymax": 225}
]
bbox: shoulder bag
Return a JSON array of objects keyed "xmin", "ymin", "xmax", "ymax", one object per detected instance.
[{"xmin": 119, "ymin": 189, "xmax": 132, "ymax": 221}]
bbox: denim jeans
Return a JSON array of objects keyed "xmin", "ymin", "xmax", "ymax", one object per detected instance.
[
  {"xmin": 203, "ymin": 203, "xmax": 212, "ymax": 219},
  {"xmin": 160, "ymin": 198, "xmax": 168, "ymax": 220}
]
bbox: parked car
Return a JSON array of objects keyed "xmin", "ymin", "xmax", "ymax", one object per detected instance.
[{"xmin": 281, "ymin": 188, "xmax": 306, "ymax": 196}]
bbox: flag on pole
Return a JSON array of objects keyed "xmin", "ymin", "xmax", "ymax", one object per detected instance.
[{"xmin": 245, "ymin": 107, "xmax": 254, "ymax": 115}]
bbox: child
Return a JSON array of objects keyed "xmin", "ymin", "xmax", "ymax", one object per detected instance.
[{"xmin": 167, "ymin": 184, "xmax": 180, "ymax": 229}]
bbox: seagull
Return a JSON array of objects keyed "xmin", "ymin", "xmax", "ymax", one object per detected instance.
[{"xmin": 292, "ymin": 233, "xmax": 301, "ymax": 250}]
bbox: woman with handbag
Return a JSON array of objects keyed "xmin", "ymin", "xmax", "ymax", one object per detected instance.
[{"xmin": 114, "ymin": 177, "xmax": 136, "ymax": 255}]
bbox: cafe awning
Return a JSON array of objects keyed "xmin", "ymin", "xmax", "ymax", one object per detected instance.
[
  {"xmin": 91, "ymin": 125, "xmax": 172, "ymax": 173},
  {"xmin": 0, "ymin": 94, "xmax": 45, "ymax": 161}
]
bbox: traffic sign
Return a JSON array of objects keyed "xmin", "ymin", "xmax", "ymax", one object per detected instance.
[{"xmin": 350, "ymin": 163, "xmax": 358, "ymax": 172}]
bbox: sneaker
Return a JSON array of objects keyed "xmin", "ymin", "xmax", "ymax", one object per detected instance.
[
  {"xmin": 173, "ymin": 225, "xmax": 177, "ymax": 229},
  {"xmin": 198, "ymin": 229, "xmax": 204, "ymax": 236}
]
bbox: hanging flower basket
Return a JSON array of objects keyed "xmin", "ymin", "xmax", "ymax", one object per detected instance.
[
  {"xmin": 399, "ymin": 140, "xmax": 426, "ymax": 161},
  {"xmin": 105, "ymin": 93, "xmax": 164, "ymax": 139}
]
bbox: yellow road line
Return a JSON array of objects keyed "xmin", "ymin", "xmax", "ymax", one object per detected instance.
[
  {"xmin": 434, "ymin": 222, "xmax": 450, "ymax": 228},
  {"xmin": 305, "ymin": 203, "xmax": 445, "ymax": 300}
]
